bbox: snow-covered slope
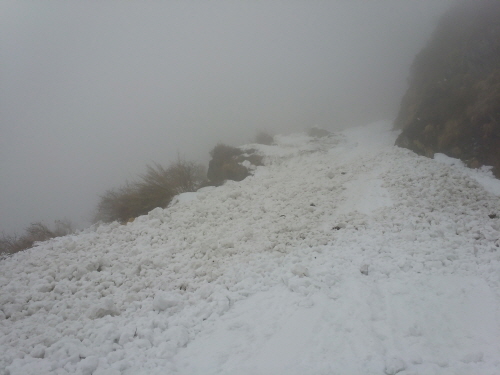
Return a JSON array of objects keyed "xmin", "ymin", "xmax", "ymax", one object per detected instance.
[{"xmin": 2, "ymin": 121, "xmax": 500, "ymax": 375}]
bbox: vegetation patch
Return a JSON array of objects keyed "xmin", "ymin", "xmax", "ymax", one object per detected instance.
[
  {"xmin": 0, "ymin": 220, "xmax": 74, "ymax": 256},
  {"xmin": 94, "ymin": 160, "xmax": 206, "ymax": 224}
]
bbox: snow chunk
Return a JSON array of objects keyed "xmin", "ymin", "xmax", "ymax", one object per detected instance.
[
  {"xmin": 29, "ymin": 345, "xmax": 45, "ymax": 359},
  {"xmin": 147, "ymin": 207, "xmax": 166, "ymax": 221},
  {"xmin": 169, "ymin": 192, "xmax": 199, "ymax": 207},
  {"xmin": 87, "ymin": 297, "xmax": 119, "ymax": 319},
  {"xmin": 434, "ymin": 153, "xmax": 466, "ymax": 167},
  {"xmin": 167, "ymin": 325, "xmax": 189, "ymax": 347},
  {"xmin": 291, "ymin": 265, "xmax": 309, "ymax": 277},
  {"xmin": 78, "ymin": 356, "xmax": 99, "ymax": 375},
  {"xmin": 153, "ymin": 292, "xmax": 179, "ymax": 312},
  {"xmin": 384, "ymin": 357, "xmax": 406, "ymax": 374},
  {"xmin": 461, "ymin": 351, "xmax": 484, "ymax": 363},
  {"xmin": 36, "ymin": 282, "xmax": 54, "ymax": 293}
]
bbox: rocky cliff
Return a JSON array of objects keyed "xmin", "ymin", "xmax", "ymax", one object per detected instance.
[{"xmin": 395, "ymin": 0, "xmax": 500, "ymax": 176}]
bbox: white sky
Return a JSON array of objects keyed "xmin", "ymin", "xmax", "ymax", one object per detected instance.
[{"xmin": 0, "ymin": 0, "xmax": 452, "ymax": 234}]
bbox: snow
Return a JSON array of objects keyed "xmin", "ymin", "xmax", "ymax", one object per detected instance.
[
  {"xmin": 434, "ymin": 153, "xmax": 500, "ymax": 196},
  {"xmin": 2, "ymin": 120, "xmax": 500, "ymax": 374}
]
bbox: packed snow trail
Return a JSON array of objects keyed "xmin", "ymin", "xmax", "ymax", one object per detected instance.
[{"xmin": 1, "ymin": 121, "xmax": 500, "ymax": 374}]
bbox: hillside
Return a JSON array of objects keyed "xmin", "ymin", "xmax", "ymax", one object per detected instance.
[
  {"xmin": 2, "ymin": 121, "xmax": 500, "ymax": 374},
  {"xmin": 395, "ymin": 0, "xmax": 500, "ymax": 176}
]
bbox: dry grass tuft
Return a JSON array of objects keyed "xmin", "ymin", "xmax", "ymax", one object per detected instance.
[
  {"xmin": 0, "ymin": 219, "xmax": 74, "ymax": 256},
  {"xmin": 93, "ymin": 159, "xmax": 206, "ymax": 224}
]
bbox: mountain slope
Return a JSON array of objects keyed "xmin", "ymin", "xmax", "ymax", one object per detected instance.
[
  {"xmin": 1, "ymin": 121, "xmax": 500, "ymax": 375},
  {"xmin": 394, "ymin": 0, "xmax": 500, "ymax": 175}
]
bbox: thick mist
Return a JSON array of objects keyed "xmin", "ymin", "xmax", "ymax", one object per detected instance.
[{"xmin": 0, "ymin": 1, "xmax": 452, "ymax": 234}]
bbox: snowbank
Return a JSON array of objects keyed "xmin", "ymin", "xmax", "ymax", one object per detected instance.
[{"xmin": 1, "ymin": 121, "xmax": 500, "ymax": 374}]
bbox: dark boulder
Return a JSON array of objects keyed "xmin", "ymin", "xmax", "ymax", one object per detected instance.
[{"xmin": 207, "ymin": 144, "xmax": 264, "ymax": 186}]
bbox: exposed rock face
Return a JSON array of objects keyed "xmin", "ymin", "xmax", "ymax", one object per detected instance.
[
  {"xmin": 207, "ymin": 144, "xmax": 263, "ymax": 186},
  {"xmin": 308, "ymin": 127, "xmax": 331, "ymax": 138},
  {"xmin": 395, "ymin": 0, "xmax": 500, "ymax": 176}
]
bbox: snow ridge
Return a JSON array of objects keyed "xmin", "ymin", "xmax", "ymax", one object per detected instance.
[{"xmin": 1, "ymin": 121, "xmax": 500, "ymax": 375}]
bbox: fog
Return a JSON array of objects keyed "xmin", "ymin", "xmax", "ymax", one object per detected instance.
[{"xmin": 0, "ymin": 0, "xmax": 452, "ymax": 234}]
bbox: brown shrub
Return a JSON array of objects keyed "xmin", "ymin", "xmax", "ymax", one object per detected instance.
[
  {"xmin": 94, "ymin": 184, "xmax": 143, "ymax": 224},
  {"xmin": 94, "ymin": 159, "xmax": 206, "ymax": 224},
  {"xmin": 0, "ymin": 219, "xmax": 74, "ymax": 256}
]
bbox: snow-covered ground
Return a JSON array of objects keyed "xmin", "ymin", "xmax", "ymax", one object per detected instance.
[{"xmin": 2, "ymin": 121, "xmax": 500, "ymax": 375}]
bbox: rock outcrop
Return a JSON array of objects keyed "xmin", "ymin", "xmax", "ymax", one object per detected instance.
[
  {"xmin": 207, "ymin": 144, "xmax": 263, "ymax": 186},
  {"xmin": 394, "ymin": 0, "xmax": 500, "ymax": 176}
]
